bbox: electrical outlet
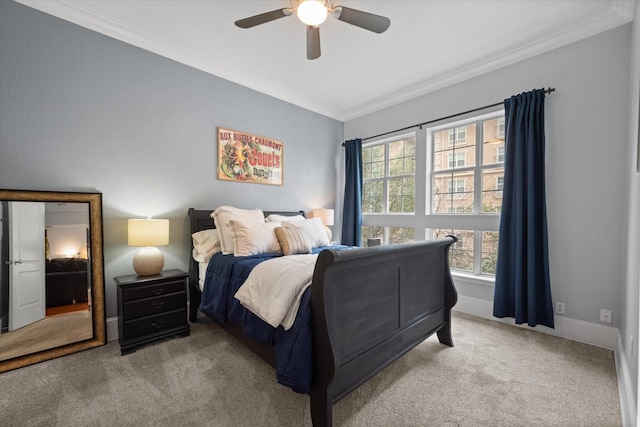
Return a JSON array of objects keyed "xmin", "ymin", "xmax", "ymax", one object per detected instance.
[
  {"xmin": 600, "ymin": 309, "xmax": 612, "ymax": 323},
  {"xmin": 555, "ymin": 302, "xmax": 565, "ymax": 315}
]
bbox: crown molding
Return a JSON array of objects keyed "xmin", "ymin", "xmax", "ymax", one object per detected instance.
[
  {"xmin": 15, "ymin": 0, "xmax": 342, "ymax": 120},
  {"xmin": 341, "ymin": 0, "xmax": 635, "ymax": 121},
  {"xmin": 15, "ymin": 0, "xmax": 635, "ymax": 123}
]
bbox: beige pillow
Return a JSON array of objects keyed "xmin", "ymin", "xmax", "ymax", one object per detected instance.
[
  {"xmin": 274, "ymin": 227, "xmax": 312, "ymax": 256},
  {"xmin": 191, "ymin": 229, "xmax": 221, "ymax": 262},
  {"xmin": 229, "ymin": 220, "xmax": 281, "ymax": 257},
  {"xmin": 211, "ymin": 206, "xmax": 264, "ymax": 255},
  {"xmin": 282, "ymin": 217, "xmax": 330, "ymax": 248}
]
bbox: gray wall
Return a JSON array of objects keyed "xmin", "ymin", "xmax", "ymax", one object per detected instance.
[
  {"xmin": 0, "ymin": 1, "xmax": 343, "ymax": 319},
  {"xmin": 346, "ymin": 21, "xmax": 638, "ymax": 420},
  {"xmin": 622, "ymin": 2, "xmax": 640, "ymax": 415},
  {"xmin": 346, "ymin": 25, "xmax": 631, "ymax": 328}
]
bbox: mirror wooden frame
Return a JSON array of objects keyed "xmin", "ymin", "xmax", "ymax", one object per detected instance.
[{"xmin": 0, "ymin": 189, "xmax": 106, "ymax": 373}]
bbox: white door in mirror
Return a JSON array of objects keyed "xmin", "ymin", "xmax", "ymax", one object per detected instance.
[{"xmin": 8, "ymin": 202, "xmax": 46, "ymax": 331}]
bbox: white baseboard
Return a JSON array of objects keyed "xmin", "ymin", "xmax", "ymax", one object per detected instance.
[
  {"xmin": 106, "ymin": 316, "xmax": 118, "ymax": 342},
  {"xmin": 454, "ymin": 294, "xmax": 634, "ymax": 426},
  {"xmin": 615, "ymin": 332, "xmax": 637, "ymax": 427},
  {"xmin": 454, "ymin": 294, "xmax": 618, "ymax": 350}
]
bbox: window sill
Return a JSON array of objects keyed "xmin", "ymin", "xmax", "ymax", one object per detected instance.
[{"xmin": 452, "ymin": 272, "xmax": 495, "ymax": 287}]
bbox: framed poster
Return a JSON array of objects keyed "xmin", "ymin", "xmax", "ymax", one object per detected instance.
[{"xmin": 217, "ymin": 127, "xmax": 283, "ymax": 185}]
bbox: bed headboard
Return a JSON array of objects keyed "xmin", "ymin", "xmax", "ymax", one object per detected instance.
[
  {"xmin": 187, "ymin": 208, "xmax": 306, "ymax": 235},
  {"xmin": 186, "ymin": 208, "xmax": 306, "ymax": 320}
]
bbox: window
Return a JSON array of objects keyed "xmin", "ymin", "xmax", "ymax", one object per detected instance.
[
  {"xmin": 360, "ymin": 111, "xmax": 503, "ymax": 278},
  {"xmin": 432, "ymin": 229, "xmax": 499, "ymax": 276},
  {"xmin": 361, "ymin": 225, "xmax": 384, "ymax": 247},
  {"xmin": 431, "ymin": 112, "xmax": 504, "ymax": 275},
  {"xmin": 361, "ymin": 226, "xmax": 415, "ymax": 246},
  {"xmin": 361, "ymin": 134, "xmax": 415, "ymax": 246},
  {"xmin": 362, "ymin": 134, "xmax": 415, "ymax": 215}
]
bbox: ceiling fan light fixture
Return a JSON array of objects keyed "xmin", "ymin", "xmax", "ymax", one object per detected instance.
[{"xmin": 297, "ymin": 0, "xmax": 328, "ymax": 26}]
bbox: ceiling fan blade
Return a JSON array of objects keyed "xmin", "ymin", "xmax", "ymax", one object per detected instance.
[
  {"xmin": 307, "ymin": 26, "xmax": 321, "ymax": 60},
  {"xmin": 235, "ymin": 8, "xmax": 292, "ymax": 29},
  {"xmin": 333, "ymin": 6, "xmax": 390, "ymax": 33}
]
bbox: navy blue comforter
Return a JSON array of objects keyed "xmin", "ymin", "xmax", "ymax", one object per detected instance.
[{"xmin": 199, "ymin": 246, "xmax": 348, "ymax": 394}]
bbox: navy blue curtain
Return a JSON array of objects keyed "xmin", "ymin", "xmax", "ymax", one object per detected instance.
[
  {"xmin": 341, "ymin": 138, "xmax": 363, "ymax": 246},
  {"xmin": 493, "ymin": 89, "xmax": 554, "ymax": 328}
]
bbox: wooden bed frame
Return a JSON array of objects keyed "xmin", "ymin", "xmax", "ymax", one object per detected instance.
[{"xmin": 188, "ymin": 208, "xmax": 458, "ymax": 427}]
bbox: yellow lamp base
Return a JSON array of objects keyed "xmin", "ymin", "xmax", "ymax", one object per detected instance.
[{"xmin": 133, "ymin": 246, "xmax": 164, "ymax": 276}]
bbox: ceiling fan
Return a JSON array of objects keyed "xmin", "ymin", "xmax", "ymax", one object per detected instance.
[{"xmin": 234, "ymin": 0, "xmax": 391, "ymax": 60}]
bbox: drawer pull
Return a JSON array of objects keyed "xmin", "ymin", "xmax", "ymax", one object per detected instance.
[
  {"xmin": 151, "ymin": 320, "xmax": 165, "ymax": 329},
  {"xmin": 152, "ymin": 288, "xmax": 164, "ymax": 296},
  {"xmin": 151, "ymin": 300, "xmax": 165, "ymax": 310}
]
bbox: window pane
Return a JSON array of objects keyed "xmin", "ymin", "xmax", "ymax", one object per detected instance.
[
  {"xmin": 363, "ymin": 180, "xmax": 383, "ymax": 213},
  {"xmin": 483, "ymin": 117, "xmax": 505, "ymax": 150},
  {"xmin": 481, "ymin": 167, "xmax": 504, "ymax": 213},
  {"xmin": 432, "ymin": 124, "xmax": 476, "ymax": 171},
  {"xmin": 432, "ymin": 172, "xmax": 474, "ymax": 213},
  {"xmin": 363, "ymin": 145, "xmax": 385, "ymax": 179},
  {"xmin": 481, "ymin": 231, "xmax": 499, "ymax": 275},
  {"xmin": 433, "ymin": 229, "xmax": 474, "ymax": 273},
  {"xmin": 389, "ymin": 137, "xmax": 415, "ymax": 177},
  {"xmin": 389, "ymin": 227, "xmax": 414, "ymax": 244},
  {"xmin": 361, "ymin": 226, "xmax": 384, "ymax": 247},
  {"xmin": 388, "ymin": 177, "xmax": 415, "ymax": 213},
  {"xmin": 480, "ymin": 117, "xmax": 506, "ymax": 212}
]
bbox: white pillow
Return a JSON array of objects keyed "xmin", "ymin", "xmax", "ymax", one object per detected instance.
[
  {"xmin": 191, "ymin": 229, "xmax": 221, "ymax": 263},
  {"xmin": 265, "ymin": 214, "xmax": 305, "ymax": 222},
  {"xmin": 211, "ymin": 206, "xmax": 265, "ymax": 255},
  {"xmin": 282, "ymin": 217, "xmax": 330, "ymax": 248},
  {"xmin": 229, "ymin": 220, "xmax": 282, "ymax": 257}
]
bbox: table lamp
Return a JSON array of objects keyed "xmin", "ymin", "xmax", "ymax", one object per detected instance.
[
  {"xmin": 128, "ymin": 218, "xmax": 169, "ymax": 276},
  {"xmin": 312, "ymin": 208, "xmax": 334, "ymax": 241}
]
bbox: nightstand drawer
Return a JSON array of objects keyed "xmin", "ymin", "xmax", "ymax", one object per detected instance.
[
  {"xmin": 122, "ymin": 279, "xmax": 185, "ymax": 301},
  {"xmin": 123, "ymin": 309, "xmax": 187, "ymax": 340},
  {"xmin": 123, "ymin": 291, "xmax": 186, "ymax": 319}
]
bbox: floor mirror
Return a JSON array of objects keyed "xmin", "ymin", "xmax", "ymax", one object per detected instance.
[{"xmin": 0, "ymin": 189, "xmax": 106, "ymax": 373}]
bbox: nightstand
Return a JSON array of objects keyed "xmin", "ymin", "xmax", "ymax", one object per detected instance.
[{"xmin": 115, "ymin": 269, "xmax": 190, "ymax": 355}]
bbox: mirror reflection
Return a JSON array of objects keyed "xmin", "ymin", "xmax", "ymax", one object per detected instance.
[
  {"xmin": 0, "ymin": 190, "xmax": 106, "ymax": 373},
  {"xmin": 0, "ymin": 201, "xmax": 92, "ymax": 361}
]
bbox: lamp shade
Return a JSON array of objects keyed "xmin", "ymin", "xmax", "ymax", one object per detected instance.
[
  {"xmin": 313, "ymin": 208, "xmax": 334, "ymax": 226},
  {"xmin": 128, "ymin": 219, "xmax": 169, "ymax": 247}
]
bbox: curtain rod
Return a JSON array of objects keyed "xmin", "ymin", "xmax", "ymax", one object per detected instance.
[{"xmin": 344, "ymin": 87, "xmax": 556, "ymax": 144}]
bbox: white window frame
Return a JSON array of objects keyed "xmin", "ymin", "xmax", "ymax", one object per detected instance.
[
  {"xmin": 362, "ymin": 132, "xmax": 416, "ymax": 216},
  {"xmin": 359, "ymin": 111, "xmax": 503, "ymax": 281},
  {"xmin": 427, "ymin": 111, "xmax": 504, "ymax": 278}
]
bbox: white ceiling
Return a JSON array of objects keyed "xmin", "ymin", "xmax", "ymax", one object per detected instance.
[{"xmin": 16, "ymin": 0, "xmax": 636, "ymax": 121}]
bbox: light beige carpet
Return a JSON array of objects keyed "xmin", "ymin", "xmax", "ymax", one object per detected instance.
[{"xmin": 0, "ymin": 312, "xmax": 621, "ymax": 426}]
